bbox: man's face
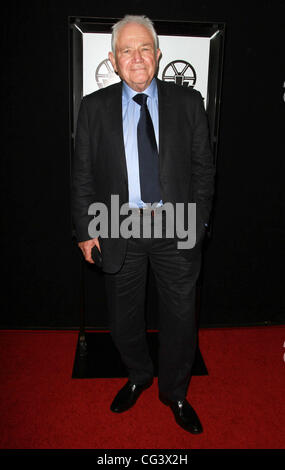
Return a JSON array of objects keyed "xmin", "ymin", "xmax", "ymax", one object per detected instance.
[{"xmin": 109, "ymin": 22, "xmax": 161, "ymax": 92}]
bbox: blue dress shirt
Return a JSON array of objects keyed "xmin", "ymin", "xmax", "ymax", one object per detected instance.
[{"xmin": 122, "ymin": 79, "xmax": 160, "ymax": 208}]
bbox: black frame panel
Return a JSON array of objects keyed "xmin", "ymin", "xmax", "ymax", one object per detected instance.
[{"xmin": 68, "ymin": 16, "xmax": 225, "ymax": 330}]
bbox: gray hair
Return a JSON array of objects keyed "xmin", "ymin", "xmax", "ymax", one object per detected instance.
[{"xmin": 111, "ymin": 15, "xmax": 159, "ymax": 55}]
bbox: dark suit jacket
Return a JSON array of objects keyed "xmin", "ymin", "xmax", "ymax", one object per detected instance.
[{"xmin": 72, "ymin": 78, "xmax": 215, "ymax": 273}]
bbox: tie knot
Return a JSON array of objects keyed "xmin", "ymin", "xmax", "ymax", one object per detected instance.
[{"xmin": 133, "ymin": 93, "xmax": 148, "ymax": 107}]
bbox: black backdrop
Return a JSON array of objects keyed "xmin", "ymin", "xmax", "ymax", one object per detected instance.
[{"xmin": 1, "ymin": 0, "xmax": 284, "ymax": 328}]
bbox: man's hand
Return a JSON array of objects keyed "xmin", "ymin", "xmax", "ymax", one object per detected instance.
[{"xmin": 78, "ymin": 238, "xmax": 101, "ymax": 264}]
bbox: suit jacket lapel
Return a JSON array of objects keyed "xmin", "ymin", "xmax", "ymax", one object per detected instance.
[
  {"xmin": 156, "ymin": 78, "xmax": 171, "ymax": 178},
  {"xmin": 106, "ymin": 81, "xmax": 129, "ymax": 186}
]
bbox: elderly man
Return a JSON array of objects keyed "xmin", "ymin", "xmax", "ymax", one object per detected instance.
[{"xmin": 72, "ymin": 14, "xmax": 215, "ymax": 434}]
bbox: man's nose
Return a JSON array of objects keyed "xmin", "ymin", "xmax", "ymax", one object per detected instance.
[{"xmin": 132, "ymin": 49, "xmax": 143, "ymax": 61}]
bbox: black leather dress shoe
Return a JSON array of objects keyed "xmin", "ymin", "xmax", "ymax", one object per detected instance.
[
  {"xmin": 159, "ymin": 394, "xmax": 203, "ymax": 434},
  {"xmin": 110, "ymin": 380, "xmax": 153, "ymax": 413}
]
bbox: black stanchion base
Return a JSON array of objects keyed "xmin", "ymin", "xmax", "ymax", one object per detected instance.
[{"xmin": 72, "ymin": 331, "xmax": 208, "ymax": 378}]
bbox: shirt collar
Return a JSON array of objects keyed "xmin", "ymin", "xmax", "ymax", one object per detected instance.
[{"xmin": 122, "ymin": 78, "xmax": 158, "ymax": 103}]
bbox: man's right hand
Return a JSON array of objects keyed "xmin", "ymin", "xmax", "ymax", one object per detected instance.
[{"xmin": 78, "ymin": 238, "xmax": 101, "ymax": 264}]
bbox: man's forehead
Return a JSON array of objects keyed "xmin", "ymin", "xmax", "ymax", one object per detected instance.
[
  {"xmin": 117, "ymin": 41, "xmax": 154, "ymax": 50},
  {"xmin": 117, "ymin": 23, "xmax": 154, "ymax": 42}
]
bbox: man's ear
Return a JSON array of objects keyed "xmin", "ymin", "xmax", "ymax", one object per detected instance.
[
  {"xmin": 156, "ymin": 48, "xmax": 162, "ymax": 63},
  {"xmin": 108, "ymin": 51, "xmax": 117, "ymax": 73}
]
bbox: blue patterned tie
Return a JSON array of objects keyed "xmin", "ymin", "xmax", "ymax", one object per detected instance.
[{"xmin": 133, "ymin": 93, "xmax": 161, "ymax": 204}]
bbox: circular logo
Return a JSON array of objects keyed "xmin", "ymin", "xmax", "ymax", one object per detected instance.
[
  {"xmin": 162, "ymin": 60, "xmax": 196, "ymax": 87},
  {"xmin": 95, "ymin": 59, "xmax": 118, "ymax": 89}
]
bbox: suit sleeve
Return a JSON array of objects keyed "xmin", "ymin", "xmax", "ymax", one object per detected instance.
[
  {"xmin": 191, "ymin": 91, "xmax": 215, "ymax": 235},
  {"xmin": 71, "ymin": 97, "xmax": 96, "ymax": 242}
]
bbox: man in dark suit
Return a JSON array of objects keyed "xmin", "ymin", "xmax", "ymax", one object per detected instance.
[{"xmin": 72, "ymin": 14, "xmax": 215, "ymax": 434}]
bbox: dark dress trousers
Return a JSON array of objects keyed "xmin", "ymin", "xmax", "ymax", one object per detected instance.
[{"xmin": 72, "ymin": 78, "xmax": 215, "ymax": 401}]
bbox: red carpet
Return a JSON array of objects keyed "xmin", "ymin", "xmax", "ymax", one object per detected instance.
[{"xmin": 0, "ymin": 326, "xmax": 284, "ymax": 449}]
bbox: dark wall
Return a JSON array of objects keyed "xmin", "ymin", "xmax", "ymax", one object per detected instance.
[{"xmin": 1, "ymin": 1, "xmax": 284, "ymax": 328}]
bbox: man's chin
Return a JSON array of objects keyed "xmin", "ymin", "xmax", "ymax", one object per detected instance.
[{"xmin": 129, "ymin": 77, "xmax": 152, "ymax": 92}]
